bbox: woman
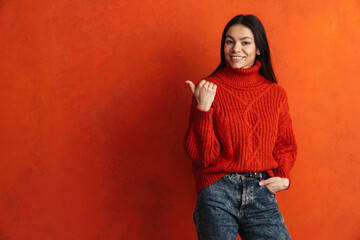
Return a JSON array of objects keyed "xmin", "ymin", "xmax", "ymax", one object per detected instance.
[{"xmin": 183, "ymin": 14, "xmax": 297, "ymax": 240}]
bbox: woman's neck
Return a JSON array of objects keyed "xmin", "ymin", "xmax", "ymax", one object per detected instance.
[{"xmin": 214, "ymin": 59, "xmax": 267, "ymax": 90}]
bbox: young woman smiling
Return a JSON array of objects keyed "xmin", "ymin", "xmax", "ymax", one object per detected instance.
[{"xmin": 184, "ymin": 14, "xmax": 297, "ymax": 240}]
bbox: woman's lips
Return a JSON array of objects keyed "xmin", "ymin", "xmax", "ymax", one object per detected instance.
[{"xmin": 231, "ymin": 56, "xmax": 245, "ymax": 61}]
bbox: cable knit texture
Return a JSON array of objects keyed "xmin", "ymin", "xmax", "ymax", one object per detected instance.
[{"xmin": 183, "ymin": 60, "xmax": 297, "ymax": 193}]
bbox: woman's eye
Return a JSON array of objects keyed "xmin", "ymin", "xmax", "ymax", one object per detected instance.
[
  {"xmin": 226, "ymin": 40, "xmax": 233, "ymax": 44},
  {"xmin": 242, "ymin": 42, "xmax": 250, "ymax": 45}
]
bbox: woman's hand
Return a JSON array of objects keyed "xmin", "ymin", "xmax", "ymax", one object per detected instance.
[
  {"xmin": 186, "ymin": 80, "xmax": 217, "ymax": 111},
  {"xmin": 259, "ymin": 177, "xmax": 290, "ymax": 194}
]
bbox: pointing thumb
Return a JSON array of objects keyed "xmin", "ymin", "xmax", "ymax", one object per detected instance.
[{"xmin": 185, "ymin": 80, "xmax": 195, "ymax": 95}]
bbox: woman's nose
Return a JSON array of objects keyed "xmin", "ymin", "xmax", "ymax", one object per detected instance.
[{"xmin": 233, "ymin": 42, "xmax": 242, "ymax": 52}]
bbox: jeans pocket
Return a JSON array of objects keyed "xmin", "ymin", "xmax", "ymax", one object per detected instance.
[{"xmin": 198, "ymin": 175, "xmax": 227, "ymax": 196}]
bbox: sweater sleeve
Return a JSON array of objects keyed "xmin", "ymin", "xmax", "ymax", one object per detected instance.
[
  {"xmin": 272, "ymin": 90, "xmax": 297, "ymax": 190},
  {"xmin": 183, "ymin": 95, "xmax": 221, "ymax": 168}
]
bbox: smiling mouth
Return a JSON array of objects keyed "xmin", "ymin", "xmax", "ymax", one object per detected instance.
[{"xmin": 231, "ymin": 56, "xmax": 245, "ymax": 60}]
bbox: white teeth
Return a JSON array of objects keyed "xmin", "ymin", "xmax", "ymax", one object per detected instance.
[{"xmin": 231, "ymin": 56, "xmax": 245, "ymax": 59}]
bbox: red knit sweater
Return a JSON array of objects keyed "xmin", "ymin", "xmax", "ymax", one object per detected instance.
[{"xmin": 183, "ymin": 59, "xmax": 297, "ymax": 193}]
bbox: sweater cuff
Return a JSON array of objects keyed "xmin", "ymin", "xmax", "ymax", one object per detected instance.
[{"xmin": 191, "ymin": 100, "xmax": 214, "ymax": 129}]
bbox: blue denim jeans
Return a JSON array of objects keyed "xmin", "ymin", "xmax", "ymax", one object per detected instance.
[{"xmin": 193, "ymin": 173, "xmax": 291, "ymax": 240}]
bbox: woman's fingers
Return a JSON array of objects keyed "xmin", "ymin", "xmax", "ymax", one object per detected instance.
[
  {"xmin": 203, "ymin": 81, "xmax": 210, "ymax": 88},
  {"xmin": 199, "ymin": 80, "xmax": 217, "ymax": 90},
  {"xmin": 208, "ymin": 82, "xmax": 217, "ymax": 91},
  {"xmin": 198, "ymin": 79, "xmax": 206, "ymax": 87},
  {"xmin": 198, "ymin": 80, "xmax": 217, "ymax": 94}
]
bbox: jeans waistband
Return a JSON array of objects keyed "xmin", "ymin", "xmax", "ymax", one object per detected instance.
[{"xmin": 228, "ymin": 171, "xmax": 270, "ymax": 180}]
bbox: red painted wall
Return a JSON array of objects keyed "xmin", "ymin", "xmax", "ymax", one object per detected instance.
[{"xmin": 0, "ymin": 0, "xmax": 359, "ymax": 239}]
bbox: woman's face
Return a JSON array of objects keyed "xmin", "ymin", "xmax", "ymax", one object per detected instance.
[{"xmin": 224, "ymin": 24, "xmax": 259, "ymax": 69}]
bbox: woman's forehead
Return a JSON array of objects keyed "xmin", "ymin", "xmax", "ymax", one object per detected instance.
[{"xmin": 226, "ymin": 25, "xmax": 254, "ymax": 39}]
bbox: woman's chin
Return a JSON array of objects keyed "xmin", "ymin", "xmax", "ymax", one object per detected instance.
[
  {"xmin": 231, "ymin": 62, "xmax": 247, "ymax": 69},
  {"xmin": 229, "ymin": 60, "xmax": 255, "ymax": 69}
]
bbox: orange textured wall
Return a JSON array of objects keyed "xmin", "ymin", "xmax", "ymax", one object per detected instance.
[{"xmin": 0, "ymin": 0, "xmax": 359, "ymax": 239}]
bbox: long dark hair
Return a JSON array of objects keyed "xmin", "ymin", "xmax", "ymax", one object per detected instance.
[{"xmin": 206, "ymin": 14, "xmax": 277, "ymax": 83}]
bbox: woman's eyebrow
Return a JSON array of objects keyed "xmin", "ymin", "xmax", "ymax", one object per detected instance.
[{"xmin": 226, "ymin": 35, "xmax": 253, "ymax": 40}]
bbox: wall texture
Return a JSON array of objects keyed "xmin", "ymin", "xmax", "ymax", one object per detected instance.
[{"xmin": 0, "ymin": 0, "xmax": 359, "ymax": 239}]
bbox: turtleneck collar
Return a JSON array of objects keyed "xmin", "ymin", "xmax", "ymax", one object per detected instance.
[{"xmin": 214, "ymin": 59, "xmax": 268, "ymax": 90}]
